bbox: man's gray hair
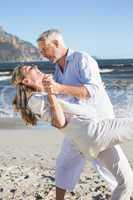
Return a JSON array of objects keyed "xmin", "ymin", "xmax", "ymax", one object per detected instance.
[{"xmin": 37, "ymin": 29, "xmax": 64, "ymax": 45}]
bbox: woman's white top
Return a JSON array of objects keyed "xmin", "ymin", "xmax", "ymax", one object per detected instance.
[
  {"xmin": 27, "ymin": 93, "xmax": 114, "ymax": 160},
  {"xmin": 28, "ymin": 93, "xmax": 97, "ymax": 121}
]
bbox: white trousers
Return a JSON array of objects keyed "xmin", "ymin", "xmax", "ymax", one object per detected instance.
[{"xmin": 56, "ymin": 118, "xmax": 133, "ymax": 200}]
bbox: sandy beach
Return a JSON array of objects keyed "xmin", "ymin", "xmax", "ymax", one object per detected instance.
[{"xmin": 0, "ymin": 119, "xmax": 133, "ymax": 200}]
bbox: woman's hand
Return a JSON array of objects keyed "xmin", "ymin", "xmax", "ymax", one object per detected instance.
[
  {"xmin": 42, "ymin": 75, "xmax": 54, "ymax": 95},
  {"xmin": 42, "ymin": 75, "xmax": 61, "ymax": 94}
]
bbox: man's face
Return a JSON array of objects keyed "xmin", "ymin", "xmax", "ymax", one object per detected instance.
[
  {"xmin": 38, "ymin": 40, "xmax": 62, "ymax": 63},
  {"xmin": 20, "ymin": 65, "xmax": 43, "ymax": 87}
]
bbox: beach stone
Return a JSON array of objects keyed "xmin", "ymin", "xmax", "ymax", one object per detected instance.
[
  {"xmin": 70, "ymin": 191, "xmax": 75, "ymax": 196},
  {"xmin": 35, "ymin": 192, "xmax": 43, "ymax": 200},
  {"xmin": 0, "ymin": 188, "xmax": 3, "ymax": 192},
  {"xmin": 24, "ymin": 175, "xmax": 29, "ymax": 179},
  {"xmin": 10, "ymin": 189, "xmax": 16, "ymax": 193},
  {"xmin": 94, "ymin": 180, "xmax": 99, "ymax": 184},
  {"xmin": 85, "ymin": 176, "xmax": 91, "ymax": 180},
  {"xmin": 92, "ymin": 193, "xmax": 104, "ymax": 200},
  {"xmin": 105, "ymin": 193, "xmax": 111, "ymax": 199},
  {"xmin": 22, "ymin": 191, "xmax": 26, "ymax": 196}
]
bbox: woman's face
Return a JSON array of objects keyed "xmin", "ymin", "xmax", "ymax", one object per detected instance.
[{"xmin": 20, "ymin": 65, "xmax": 43, "ymax": 89}]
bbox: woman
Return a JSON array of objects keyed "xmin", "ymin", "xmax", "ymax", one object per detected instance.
[{"xmin": 11, "ymin": 65, "xmax": 133, "ymax": 160}]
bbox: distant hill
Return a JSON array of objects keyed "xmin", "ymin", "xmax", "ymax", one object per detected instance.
[{"xmin": 0, "ymin": 26, "xmax": 43, "ymax": 62}]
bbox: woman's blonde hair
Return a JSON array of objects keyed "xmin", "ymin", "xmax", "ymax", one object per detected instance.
[{"xmin": 12, "ymin": 66, "xmax": 38, "ymax": 126}]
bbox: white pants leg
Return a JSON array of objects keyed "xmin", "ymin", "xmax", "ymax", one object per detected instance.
[
  {"xmin": 98, "ymin": 145, "xmax": 133, "ymax": 200},
  {"xmin": 55, "ymin": 137, "xmax": 85, "ymax": 191},
  {"xmin": 92, "ymin": 159, "xmax": 117, "ymax": 192},
  {"xmin": 55, "ymin": 137, "xmax": 133, "ymax": 200}
]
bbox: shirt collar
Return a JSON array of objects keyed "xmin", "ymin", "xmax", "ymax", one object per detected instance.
[
  {"xmin": 55, "ymin": 49, "xmax": 74, "ymax": 70},
  {"xmin": 65, "ymin": 49, "xmax": 74, "ymax": 62}
]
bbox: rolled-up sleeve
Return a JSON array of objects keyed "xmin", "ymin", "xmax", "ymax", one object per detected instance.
[{"xmin": 77, "ymin": 53, "xmax": 101, "ymax": 98}]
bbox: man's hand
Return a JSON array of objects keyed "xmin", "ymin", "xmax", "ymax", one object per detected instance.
[
  {"xmin": 42, "ymin": 75, "xmax": 61, "ymax": 94},
  {"xmin": 42, "ymin": 75, "xmax": 90, "ymax": 99}
]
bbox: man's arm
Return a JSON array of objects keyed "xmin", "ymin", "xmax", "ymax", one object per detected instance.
[
  {"xmin": 44, "ymin": 53, "xmax": 101, "ymax": 99},
  {"xmin": 43, "ymin": 76, "xmax": 90, "ymax": 99},
  {"xmin": 59, "ymin": 84, "xmax": 90, "ymax": 99}
]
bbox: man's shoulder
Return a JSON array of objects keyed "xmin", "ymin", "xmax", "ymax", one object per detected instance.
[
  {"xmin": 71, "ymin": 50, "xmax": 97, "ymax": 63},
  {"xmin": 72, "ymin": 50, "xmax": 90, "ymax": 58}
]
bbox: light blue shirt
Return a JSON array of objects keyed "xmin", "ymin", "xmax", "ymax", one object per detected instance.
[
  {"xmin": 54, "ymin": 49, "xmax": 114, "ymax": 119},
  {"xmin": 54, "ymin": 49, "xmax": 102, "ymax": 98}
]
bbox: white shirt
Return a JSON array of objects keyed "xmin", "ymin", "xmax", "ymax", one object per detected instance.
[
  {"xmin": 27, "ymin": 93, "xmax": 112, "ymax": 160},
  {"xmin": 28, "ymin": 92, "xmax": 97, "ymax": 122}
]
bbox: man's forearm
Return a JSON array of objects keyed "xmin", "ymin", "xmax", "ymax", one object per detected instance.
[
  {"xmin": 59, "ymin": 84, "xmax": 90, "ymax": 99},
  {"xmin": 42, "ymin": 75, "xmax": 90, "ymax": 99}
]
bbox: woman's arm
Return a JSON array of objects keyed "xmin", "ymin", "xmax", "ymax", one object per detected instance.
[
  {"xmin": 42, "ymin": 76, "xmax": 66, "ymax": 129},
  {"xmin": 48, "ymin": 93, "xmax": 66, "ymax": 129}
]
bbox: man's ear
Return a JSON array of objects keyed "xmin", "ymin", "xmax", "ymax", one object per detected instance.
[{"xmin": 53, "ymin": 40, "xmax": 59, "ymax": 48}]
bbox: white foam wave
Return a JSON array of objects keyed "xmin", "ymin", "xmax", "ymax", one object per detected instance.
[
  {"xmin": 0, "ymin": 71, "xmax": 10, "ymax": 75},
  {"xmin": 0, "ymin": 76, "xmax": 11, "ymax": 81},
  {"xmin": 112, "ymin": 64, "xmax": 124, "ymax": 67},
  {"xmin": 100, "ymin": 68, "xmax": 114, "ymax": 73}
]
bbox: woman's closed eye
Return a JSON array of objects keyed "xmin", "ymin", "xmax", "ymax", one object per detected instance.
[{"xmin": 27, "ymin": 66, "xmax": 34, "ymax": 72}]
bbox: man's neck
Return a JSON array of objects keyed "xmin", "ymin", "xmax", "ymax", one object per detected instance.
[{"xmin": 57, "ymin": 48, "xmax": 68, "ymax": 72}]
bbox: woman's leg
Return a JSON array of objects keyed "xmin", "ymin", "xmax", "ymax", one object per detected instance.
[{"xmin": 94, "ymin": 118, "xmax": 133, "ymax": 152}]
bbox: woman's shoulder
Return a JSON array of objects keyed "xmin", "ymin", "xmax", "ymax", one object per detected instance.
[{"xmin": 27, "ymin": 92, "xmax": 48, "ymax": 115}]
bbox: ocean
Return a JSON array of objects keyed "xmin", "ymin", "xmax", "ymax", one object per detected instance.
[{"xmin": 0, "ymin": 59, "xmax": 133, "ymax": 121}]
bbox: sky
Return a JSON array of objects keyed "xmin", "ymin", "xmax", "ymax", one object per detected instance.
[{"xmin": 0, "ymin": 0, "xmax": 133, "ymax": 59}]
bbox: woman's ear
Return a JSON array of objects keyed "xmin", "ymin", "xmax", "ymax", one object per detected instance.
[
  {"xmin": 22, "ymin": 78, "xmax": 31, "ymax": 86},
  {"xmin": 22, "ymin": 78, "xmax": 36, "ymax": 89}
]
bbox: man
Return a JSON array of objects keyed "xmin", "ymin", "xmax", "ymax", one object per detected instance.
[{"xmin": 36, "ymin": 29, "xmax": 133, "ymax": 200}]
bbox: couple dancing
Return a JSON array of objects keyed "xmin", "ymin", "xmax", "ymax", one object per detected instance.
[{"xmin": 12, "ymin": 29, "xmax": 133, "ymax": 200}]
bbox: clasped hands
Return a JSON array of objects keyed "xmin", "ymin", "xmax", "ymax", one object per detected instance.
[{"xmin": 42, "ymin": 74, "xmax": 61, "ymax": 95}]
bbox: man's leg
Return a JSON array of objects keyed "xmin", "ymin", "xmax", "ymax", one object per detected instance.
[
  {"xmin": 55, "ymin": 137, "xmax": 129, "ymax": 200},
  {"xmin": 55, "ymin": 137, "xmax": 133, "ymax": 199},
  {"xmin": 55, "ymin": 137, "xmax": 85, "ymax": 200},
  {"xmin": 56, "ymin": 187, "xmax": 66, "ymax": 200},
  {"xmin": 92, "ymin": 159, "xmax": 117, "ymax": 192},
  {"xmin": 97, "ymin": 145, "xmax": 133, "ymax": 200}
]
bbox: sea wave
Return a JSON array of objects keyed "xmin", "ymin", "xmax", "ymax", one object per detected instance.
[
  {"xmin": 0, "ymin": 76, "xmax": 11, "ymax": 81},
  {"xmin": 0, "ymin": 71, "xmax": 10, "ymax": 75},
  {"xmin": 100, "ymin": 68, "xmax": 114, "ymax": 73},
  {"xmin": 0, "ymin": 83, "xmax": 133, "ymax": 119}
]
